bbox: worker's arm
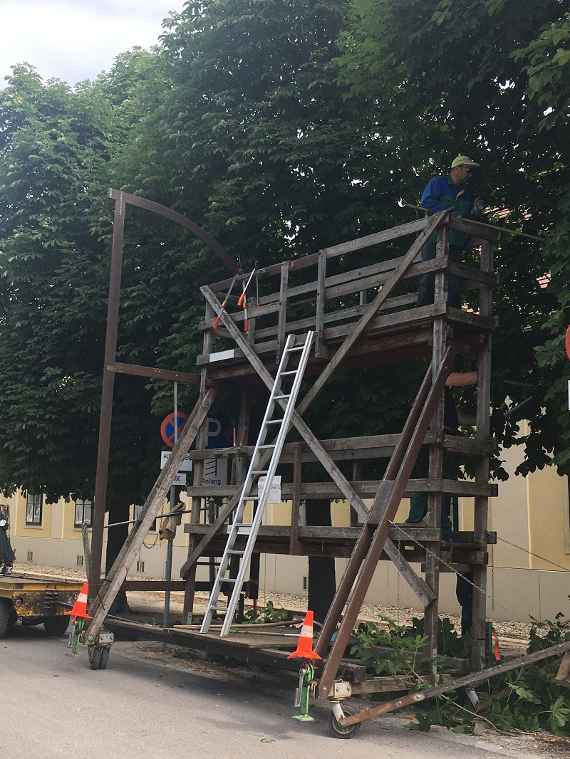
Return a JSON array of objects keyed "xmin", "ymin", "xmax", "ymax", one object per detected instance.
[
  {"xmin": 446, "ymin": 371, "xmax": 478, "ymax": 387},
  {"xmin": 420, "ymin": 177, "xmax": 451, "ymax": 212}
]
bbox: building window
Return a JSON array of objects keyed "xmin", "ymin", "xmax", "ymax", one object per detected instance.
[
  {"xmin": 26, "ymin": 493, "xmax": 43, "ymax": 526},
  {"xmin": 134, "ymin": 504, "xmax": 156, "ymax": 532},
  {"xmin": 74, "ymin": 498, "xmax": 92, "ymax": 528}
]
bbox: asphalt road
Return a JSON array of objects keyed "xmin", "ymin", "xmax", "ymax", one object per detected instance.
[{"xmin": 1, "ymin": 625, "xmax": 554, "ymax": 759}]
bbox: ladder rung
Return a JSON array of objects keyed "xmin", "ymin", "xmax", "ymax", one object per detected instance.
[
  {"xmin": 265, "ymin": 419, "xmax": 282, "ymax": 424},
  {"xmin": 252, "ymin": 470, "xmax": 268, "ymax": 475},
  {"xmin": 280, "ymin": 370, "xmax": 297, "ymax": 375},
  {"xmin": 286, "ymin": 345, "xmax": 305, "ymax": 352},
  {"xmin": 274, "ymin": 394, "xmax": 291, "ymax": 400},
  {"xmin": 221, "ymin": 578, "xmax": 237, "ymax": 583},
  {"xmin": 227, "ymin": 549, "xmax": 244, "ymax": 555},
  {"xmin": 258, "ymin": 444, "xmax": 275, "ymax": 449}
]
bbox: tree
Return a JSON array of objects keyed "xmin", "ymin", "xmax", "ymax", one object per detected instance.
[
  {"xmin": 335, "ymin": 0, "xmax": 570, "ymax": 476},
  {"xmin": 0, "ymin": 59, "xmax": 187, "ymax": 578}
]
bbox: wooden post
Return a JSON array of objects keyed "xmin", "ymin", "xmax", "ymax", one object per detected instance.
[
  {"xmin": 423, "ymin": 221, "xmax": 449, "ymax": 675},
  {"xmin": 315, "ymin": 252, "xmax": 327, "ymax": 357},
  {"xmin": 289, "ymin": 443, "xmax": 303, "ymax": 554},
  {"xmin": 91, "ymin": 191, "xmax": 126, "ymax": 599},
  {"xmin": 277, "ymin": 262, "xmax": 289, "ymax": 356},
  {"xmin": 183, "ymin": 306, "xmax": 212, "ymax": 622},
  {"xmin": 471, "ymin": 238, "xmax": 494, "ymax": 669}
]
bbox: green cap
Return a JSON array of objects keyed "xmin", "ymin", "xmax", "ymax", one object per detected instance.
[{"xmin": 451, "ymin": 154, "xmax": 480, "ymax": 169}]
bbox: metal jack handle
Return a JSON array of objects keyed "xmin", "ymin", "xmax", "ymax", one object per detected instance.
[{"xmin": 293, "ymin": 663, "xmax": 316, "ymax": 722}]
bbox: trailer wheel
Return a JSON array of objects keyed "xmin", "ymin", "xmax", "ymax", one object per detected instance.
[
  {"xmin": 44, "ymin": 616, "xmax": 70, "ymax": 637},
  {"xmin": 88, "ymin": 645, "xmax": 110, "ymax": 670},
  {"xmin": 0, "ymin": 600, "xmax": 13, "ymax": 638},
  {"xmin": 329, "ymin": 706, "xmax": 361, "ymax": 739}
]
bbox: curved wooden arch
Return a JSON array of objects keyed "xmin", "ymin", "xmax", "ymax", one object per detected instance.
[{"xmin": 109, "ymin": 188, "xmax": 239, "ymax": 275}]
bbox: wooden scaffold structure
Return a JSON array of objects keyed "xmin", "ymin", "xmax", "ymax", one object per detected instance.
[{"xmin": 84, "ymin": 190, "xmax": 570, "ymax": 737}]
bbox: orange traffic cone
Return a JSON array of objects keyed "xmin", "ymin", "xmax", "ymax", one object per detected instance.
[
  {"xmin": 66, "ymin": 581, "xmax": 91, "ymax": 620},
  {"xmin": 492, "ymin": 627, "xmax": 501, "ymax": 662},
  {"xmin": 288, "ymin": 610, "xmax": 321, "ymax": 661}
]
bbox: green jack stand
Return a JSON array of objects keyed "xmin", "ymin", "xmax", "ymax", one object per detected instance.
[
  {"xmin": 68, "ymin": 617, "xmax": 85, "ymax": 655},
  {"xmin": 293, "ymin": 663, "xmax": 316, "ymax": 722}
]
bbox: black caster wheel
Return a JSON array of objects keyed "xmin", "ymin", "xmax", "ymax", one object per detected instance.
[
  {"xmin": 329, "ymin": 705, "xmax": 361, "ymax": 739},
  {"xmin": 88, "ymin": 645, "xmax": 110, "ymax": 670}
]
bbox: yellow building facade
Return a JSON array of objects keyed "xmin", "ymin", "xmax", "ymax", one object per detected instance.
[{"xmin": 5, "ymin": 428, "xmax": 570, "ymax": 624}]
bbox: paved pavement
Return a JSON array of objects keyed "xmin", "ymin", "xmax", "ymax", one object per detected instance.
[{"xmin": 1, "ymin": 625, "xmax": 555, "ymax": 758}]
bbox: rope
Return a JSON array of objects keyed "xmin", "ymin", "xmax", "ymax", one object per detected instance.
[{"xmin": 496, "ymin": 536, "xmax": 570, "ymax": 573}]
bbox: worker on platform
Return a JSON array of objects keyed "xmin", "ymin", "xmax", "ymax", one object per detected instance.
[
  {"xmin": 0, "ymin": 505, "xmax": 15, "ymax": 575},
  {"xmin": 417, "ymin": 154, "xmax": 483, "ymax": 308}
]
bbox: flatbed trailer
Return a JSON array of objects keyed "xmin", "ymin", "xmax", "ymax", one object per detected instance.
[{"xmin": 0, "ymin": 573, "xmax": 83, "ymax": 638}]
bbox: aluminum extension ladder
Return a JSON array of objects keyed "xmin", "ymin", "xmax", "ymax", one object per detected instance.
[{"xmin": 201, "ymin": 331, "xmax": 314, "ymax": 636}]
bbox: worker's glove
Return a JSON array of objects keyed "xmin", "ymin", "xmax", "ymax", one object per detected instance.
[
  {"xmin": 472, "ymin": 197, "xmax": 486, "ymax": 216},
  {"xmin": 0, "ymin": 519, "xmax": 7, "ymax": 528}
]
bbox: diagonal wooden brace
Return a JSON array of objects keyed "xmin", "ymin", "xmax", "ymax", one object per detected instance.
[
  {"xmin": 297, "ymin": 211, "xmax": 448, "ymax": 415},
  {"xmin": 87, "ymin": 387, "xmax": 216, "ymax": 640}
]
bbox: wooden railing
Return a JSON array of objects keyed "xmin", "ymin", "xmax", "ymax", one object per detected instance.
[{"xmin": 199, "ymin": 214, "xmax": 496, "ymax": 366}]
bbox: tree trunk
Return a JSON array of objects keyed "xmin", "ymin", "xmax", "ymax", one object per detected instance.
[
  {"xmin": 306, "ymin": 499, "xmax": 336, "ymax": 623},
  {"xmin": 105, "ymin": 495, "xmax": 130, "ymax": 613}
]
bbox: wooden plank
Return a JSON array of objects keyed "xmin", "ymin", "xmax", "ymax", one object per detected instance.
[
  {"xmin": 298, "ymin": 212, "xmax": 448, "ymax": 416},
  {"xmin": 107, "ymin": 361, "xmax": 200, "ymax": 385},
  {"xmin": 320, "ymin": 218, "xmax": 427, "ymax": 258},
  {"xmin": 184, "ymin": 478, "xmax": 497, "ymax": 499},
  {"xmin": 449, "ymin": 217, "xmax": 499, "ymax": 242},
  {"xmin": 221, "ymin": 293, "xmax": 417, "ymax": 343}
]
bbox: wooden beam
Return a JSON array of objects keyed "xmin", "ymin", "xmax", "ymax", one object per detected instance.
[
  {"xmin": 298, "ymin": 212, "xmax": 448, "ymax": 415},
  {"xmin": 340, "ymin": 639, "xmax": 570, "ymax": 728},
  {"xmin": 107, "ymin": 361, "xmax": 200, "ymax": 385}
]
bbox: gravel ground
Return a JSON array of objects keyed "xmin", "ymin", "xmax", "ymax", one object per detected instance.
[{"xmin": 14, "ymin": 561, "xmax": 533, "ymax": 645}]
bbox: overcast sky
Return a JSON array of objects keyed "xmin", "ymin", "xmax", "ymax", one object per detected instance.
[{"xmin": 1, "ymin": 0, "xmax": 187, "ymax": 86}]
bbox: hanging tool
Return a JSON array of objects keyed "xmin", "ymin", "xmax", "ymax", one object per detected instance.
[
  {"xmin": 212, "ymin": 275, "xmax": 238, "ymax": 332},
  {"xmin": 237, "ymin": 267, "xmax": 256, "ymax": 334},
  {"xmin": 200, "ymin": 331, "xmax": 314, "ymax": 636}
]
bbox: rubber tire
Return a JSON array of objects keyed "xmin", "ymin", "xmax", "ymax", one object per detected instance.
[
  {"xmin": 7, "ymin": 608, "xmax": 17, "ymax": 633},
  {"xmin": 329, "ymin": 706, "xmax": 361, "ymax": 740},
  {"xmin": 44, "ymin": 616, "xmax": 70, "ymax": 637},
  {"xmin": 0, "ymin": 600, "xmax": 13, "ymax": 638},
  {"xmin": 88, "ymin": 645, "xmax": 110, "ymax": 670}
]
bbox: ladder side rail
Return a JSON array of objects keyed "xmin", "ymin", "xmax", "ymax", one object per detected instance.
[{"xmin": 220, "ymin": 332, "xmax": 314, "ymax": 635}]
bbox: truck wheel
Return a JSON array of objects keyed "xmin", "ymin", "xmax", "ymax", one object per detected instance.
[
  {"xmin": 0, "ymin": 600, "xmax": 13, "ymax": 638},
  {"xmin": 44, "ymin": 616, "xmax": 70, "ymax": 637}
]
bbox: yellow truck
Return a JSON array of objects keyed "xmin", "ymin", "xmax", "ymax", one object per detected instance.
[{"xmin": 0, "ymin": 573, "xmax": 83, "ymax": 637}]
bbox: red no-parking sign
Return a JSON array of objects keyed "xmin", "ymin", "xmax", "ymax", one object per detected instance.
[{"xmin": 160, "ymin": 411, "xmax": 188, "ymax": 447}]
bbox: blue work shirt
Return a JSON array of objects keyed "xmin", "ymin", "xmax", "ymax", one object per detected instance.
[{"xmin": 420, "ymin": 175, "xmax": 474, "ymax": 216}]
